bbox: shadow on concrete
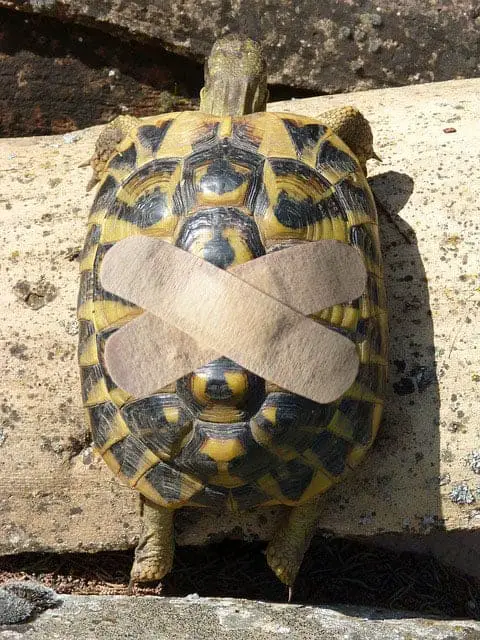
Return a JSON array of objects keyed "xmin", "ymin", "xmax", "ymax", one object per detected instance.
[{"xmin": 366, "ymin": 170, "xmax": 442, "ymax": 533}]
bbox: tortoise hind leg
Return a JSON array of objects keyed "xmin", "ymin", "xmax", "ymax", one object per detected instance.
[
  {"xmin": 81, "ymin": 114, "xmax": 141, "ymax": 191},
  {"xmin": 266, "ymin": 495, "xmax": 323, "ymax": 590},
  {"xmin": 130, "ymin": 497, "xmax": 175, "ymax": 585},
  {"xmin": 317, "ymin": 105, "xmax": 380, "ymax": 175}
]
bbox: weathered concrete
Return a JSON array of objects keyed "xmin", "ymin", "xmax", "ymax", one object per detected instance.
[
  {"xmin": 0, "ymin": 79, "xmax": 479, "ymax": 561},
  {"xmin": 1, "ymin": 593, "xmax": 480, "ymax": 639},
  {"xmin": 1, "ymin": 0, "xmax": 479, "ymax": 96}
]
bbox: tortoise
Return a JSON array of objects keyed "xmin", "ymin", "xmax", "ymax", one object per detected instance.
[{"xmin": 77, "ymin": 35, "xmax": 387, "ymax": 589}]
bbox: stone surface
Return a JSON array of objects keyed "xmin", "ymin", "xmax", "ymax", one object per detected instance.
[
  {"xmin": 1, "ymin": 595, "xmax": 480, "ymax": 639},
  {"xmin": 1, "ymin": 0, "xmax": 479, "ymax": 97},
  {"xmin": 0, "ymin": 79, "xmax": 479, "ymax": 559},
  {"xmin": 0, "ymin": 582, "xmax": 59, "ymax": 626}
]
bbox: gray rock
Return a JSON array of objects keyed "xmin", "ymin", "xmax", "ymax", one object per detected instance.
[
  {"xmin": 0, "ymin": 10, "xmax": 197, "ymax": 137},
  {"xmin": 0, "ymin": 0, "xmax": 479, "ymax": 94},
  {"xmin": 0, "ymin": 581, "xmax": 60, "ymax": 625},
  {"xmin": 8, "ymin": 595, "xmax": 480, "ymax": 639},
  {"xmin": 0, "ymin": 591, "xmax": 33, "ymax": 627}
]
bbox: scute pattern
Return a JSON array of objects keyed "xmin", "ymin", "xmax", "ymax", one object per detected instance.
[
  {"xmin": 283, "ymin": 119, "xmax": 327, "ymax": 156},
  {"xmin": 137, "ymin": 121, "xmax": 175, "ymax": 154},
  {"xmin": 78, "ymin": 110, "xmax": 387, "ymax": 511},
  {"xmin": 121, "ymin": 394, "xmax": 191, "ymax": 460}
]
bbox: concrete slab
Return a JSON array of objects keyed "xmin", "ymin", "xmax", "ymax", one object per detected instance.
[
  {"xmin": 2, "ymin": 594, "xmax": 480, "ymax": 640},
  {"xmin": 0, "ymin": 79, "xmax": 479, "ymax": 557}
]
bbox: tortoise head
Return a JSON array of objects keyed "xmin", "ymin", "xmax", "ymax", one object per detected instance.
[{"xmin": 200, "ymin": 35, "xmax": 268, "ymax": 117}]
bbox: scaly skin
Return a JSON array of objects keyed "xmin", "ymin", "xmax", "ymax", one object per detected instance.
[
  {"xmin": 129, "ymin": 498, "xmax": 175, "ymax": 586},
  {"xmin": 317, "ymin": 105, "xmax": 381, "ymax": 175},
  {"xmin": 83, "ymin": 114, "xmax": 140, "ymax": 190},
  {"xmin": 266, "ymin": 495, "xmax": 323, "ymax": 589},
  {"xmin": 199, "ymin": 35, "xmax": 268, "ymax": 116}
]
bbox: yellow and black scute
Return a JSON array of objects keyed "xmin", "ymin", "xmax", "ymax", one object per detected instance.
[{"xmin": 78, "ymin": 110, "xmax": 387, "ymax": 512}]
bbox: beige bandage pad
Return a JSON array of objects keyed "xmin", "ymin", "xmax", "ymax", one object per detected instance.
[
  {"xmin": 101, "ymin": 240, "xmax": 367, "ymax": 398},
  {"xmin": 100, "ymin": 237, "xmax": 367, "ymax": 403}
]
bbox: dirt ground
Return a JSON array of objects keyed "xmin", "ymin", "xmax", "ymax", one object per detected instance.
[{"xmin": 1, "ymin": 538, "xmax": 479, "ymax": 620}]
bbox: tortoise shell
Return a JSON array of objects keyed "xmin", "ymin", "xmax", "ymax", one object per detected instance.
[{"xmin": 78, "ymin": 110, "xmax": 387, "ymax": 510}]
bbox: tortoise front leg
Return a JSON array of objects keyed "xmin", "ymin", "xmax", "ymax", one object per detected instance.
[
  {"xmin": 130, "ymin": 497, "xmax": 175, "ymax": 585},
  {"xmin": 266, "ymin": 495, "xmax": 323, "ymax": 592},
  {"xmin": 317, "ymin": 105, "xmax": 380, "ymax": 175},
  {"xmin": 82, "ymin": 114, "xmax": 141, "ymax": 191}
]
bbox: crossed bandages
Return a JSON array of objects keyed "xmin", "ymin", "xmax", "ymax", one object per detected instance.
[{"xmin": 100, "ymin": 237, "xmax": 367, "ymax": 404}]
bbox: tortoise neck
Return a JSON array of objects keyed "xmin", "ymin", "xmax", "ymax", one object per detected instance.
[{"xmin": 199, "ymin": 76, "xmax": 268, "ymax": 117}]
